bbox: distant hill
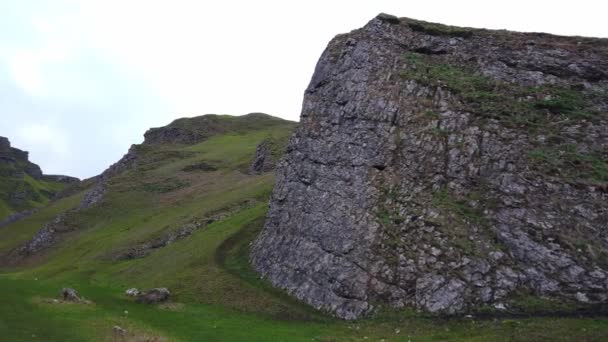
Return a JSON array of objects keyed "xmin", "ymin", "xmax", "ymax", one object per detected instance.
[{"xmin": 0, "ymin": 136, "xmax": 78, "ymax": 221}]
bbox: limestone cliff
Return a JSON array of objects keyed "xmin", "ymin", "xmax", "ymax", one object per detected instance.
[{"xmin": 251, "ymin": 14, "xmax": 608, "ymax": 319}]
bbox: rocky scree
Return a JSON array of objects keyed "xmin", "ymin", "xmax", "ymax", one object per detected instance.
[
  {"xmin": 251, "ymin": 14, "xmax": 608, "ymax": 320},
  {"xmin": 113, "ymin": 200, "xmax": 258, "ymax": 260}
]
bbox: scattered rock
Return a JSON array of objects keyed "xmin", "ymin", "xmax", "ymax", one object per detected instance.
[
  {"xmin": 493, "ymin": 303, "xmax": 507, "ymax": 311},
  {"xmin": 137, "ymin": 288, "xmax": 171, "ymax": 304},
  {"xmin": 125, "ymin": 288, "xmax": 140, "ymax": 297},
  {"xmin": 61, "ymin": 288, "xmax": 81, "ymax": 302},
  {"xmin": 114, "ymin": 200, "xmax": 257, "ymax": 260},
  {"xmin": 112, "ymin": 325, "xmax": 127, "ymax": 336},
  {"xmin": 575, "ymin": 292, "xmax": 590, "ymax": 303}
]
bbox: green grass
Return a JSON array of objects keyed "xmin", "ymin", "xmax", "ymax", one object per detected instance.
[
  {"xmin": 0, "ymin": 199, "xmax": 14, "ymax": 220},
  {"xmin": 528, "ymin": 144, "xmax": 608, "ymax": 183},
  {"xmin": 431, "ymin": 188, "xmax": 488, "ymax": 227},
  {"xmin": 0, "ymin": 191, "xmax": 84, "ymax": 255},
  {"xmin": 401, "ymin": 53, "xmax": 599, "ymax": 131},
  {"xmin": 405, "ymin": 18, "xmax": 474, "ymax": 38},
  {"xmin": 0, "ymin": 172, "xmax": 71, "ymax": 221},
  {"xmin": 402, "ymin": 53, "xmax": 606, "ymax": 185}
]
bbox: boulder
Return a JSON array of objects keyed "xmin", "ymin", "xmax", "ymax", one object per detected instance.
[
  {"xmin": 112, "ymin": 325, "xmax": 127, "ymax": 336},
  {"xmin": 61, "ymin": 288, "xmax": 81, "ymax": 302},
  {"xmin": 136, "ymin": 288, "xmax": 171, "ymax": 304},
  {"xmin": 125, "ymin": 288, "xmax": 140, "ymax": 297}
]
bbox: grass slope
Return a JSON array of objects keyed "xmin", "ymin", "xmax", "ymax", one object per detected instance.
[
  {"xmin": 1, "ymin": 114, "xmax": 607, "ymax": 341},
  {"xmin": 0, "ymin": 174, "xmax": 71, "ymax": 221}
]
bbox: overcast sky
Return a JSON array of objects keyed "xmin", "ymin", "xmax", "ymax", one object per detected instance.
[{"xmin": 0, "ymin": 0, "xmax": 606, "ymax": 179}]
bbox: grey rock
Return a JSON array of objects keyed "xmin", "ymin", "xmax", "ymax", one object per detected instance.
[
  {"xmin": 61, "ymin": 288, "xmax": 81, "ymax": 302},
  {"xmin": 251, "ymin": 14, "xmax": 608, "ymax": 319},
  {"xmin": 112, "ymin": 325, "xmax": 127, "ymax": 336},
  {"xmin": 125, "ymin": 288, "xmax": 140, "ymax": 297},
  {"xmin": 0, "ymin": 209, "xmax": 38, "ymax": 229},
  {"xmin": 137, "ymin": 288, "xmax": 171, "ymax": 304},
  {"xmin": 249, "ymin": 140, "xmax": 276, "ymax": 174}
]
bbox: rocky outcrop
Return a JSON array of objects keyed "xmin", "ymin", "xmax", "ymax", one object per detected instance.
[
  {"xmin": 249, "ymin": 140, "xmax": 277, "ymax": 174},
  {"xmin": 0, "ymin": 136, "xmax": 76, "ymax": 182},
  {"xmin": 0, "ymin": 136, "xmax": 79, "ymax": 221},
  {"xmin": 251, "ymin": 14, "xmax": 608, "ymax": 319},
  {"xmin": 61, "ymin": 288, "xmax": 81, "ymax": 302},
  {"xmin": 14, "ymin": 212, "xmax": 75, "ymax": 257}
]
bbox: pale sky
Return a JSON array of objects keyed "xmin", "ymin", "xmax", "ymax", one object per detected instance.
[{"xmin": 0, "ymin": 0, "xmax": 606, "ymax": 179}]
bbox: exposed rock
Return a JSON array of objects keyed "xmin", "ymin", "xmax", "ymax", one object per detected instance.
[
  {"xmin": 79, "ymin": 182, "xmax": 107, "ymax": 210},
  {"xmin": 61, "ymin": 288, "xmax": 81, "ymax": 302},
  {"xmin": 248, "ymin": 134, "xmax": 294, "ymax": 174},
  {"xmin": 249, "ymin": 140, "xmax": 276, "ymax": 174},
  {"xmin": 251, "ymin": 14, "xmax": 608, "ymax": 319},
  {"xmin": 112, "ymin": 325, "xmax": 127, "ymax": 336},
  {"xmin": 0, "ymin": 209, "xmax": 38, "ymax": 229},
  {"xmin": 125, "ymin": 288, "xmax": 140, "ymax": 297},
  {"xmin": 114, "ymin": 200, "xmax": 257, "ymax": 260},
  {"xmin": 15, "ymin": 213, "xmax": 72, "ymax": 257},
  {"xmin": 0, "ymin": 136, "xmax": 10, "ymax": 150},
  {"xmin": 137, "ymin": 288, "xmax": 171, "ymax": 304},
  {"xmin": 0, "ymin": 136, "xmax": 79, "ymax": 220}
]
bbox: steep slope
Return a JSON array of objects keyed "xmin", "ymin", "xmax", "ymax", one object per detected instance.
[
  {"xmin": 0, "ymin": 114, "xmax": 303, "ymax": 316},
  {"xmin": 251, "ymin": 14, "xmax": 608, "ymax": 319},
  {"xmin": 0, "ymin": 136, "xmax": 78, "ymax": 222},
  {"xmin": 1, "ymin": 113, "xmax": 296, "ymax": 265}
]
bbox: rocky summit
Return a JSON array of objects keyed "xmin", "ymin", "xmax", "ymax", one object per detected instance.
[{"xmin": 251, "ymin": 14, "xmax": 608, "ymax": 319}]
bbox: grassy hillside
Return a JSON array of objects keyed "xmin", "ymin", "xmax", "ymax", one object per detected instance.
[
  {"xmin": 1, "ymin": 114, "xmax": 607, "ymax": 341},
  {"xmin": 0, "ymin": 171, "xmax": 71, "ymax": 220}
]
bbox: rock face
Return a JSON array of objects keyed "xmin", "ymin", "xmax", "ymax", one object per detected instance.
[{"xmin": 251, "ymin": 14, "xmax": 608, "ymax": 319}]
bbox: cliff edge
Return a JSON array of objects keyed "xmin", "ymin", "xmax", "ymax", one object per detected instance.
[{"xmin": 251, "ymin": 14, "xmax": 608, "ymax": 319}]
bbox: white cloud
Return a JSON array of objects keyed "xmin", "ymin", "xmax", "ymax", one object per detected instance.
[
  {"xmin": 6, "ymin": 50, "xmax": 45, "ymax": 96},
  {"xmin": 11, "ymin": 122, "xmax": 71, "ymax": 175}
]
